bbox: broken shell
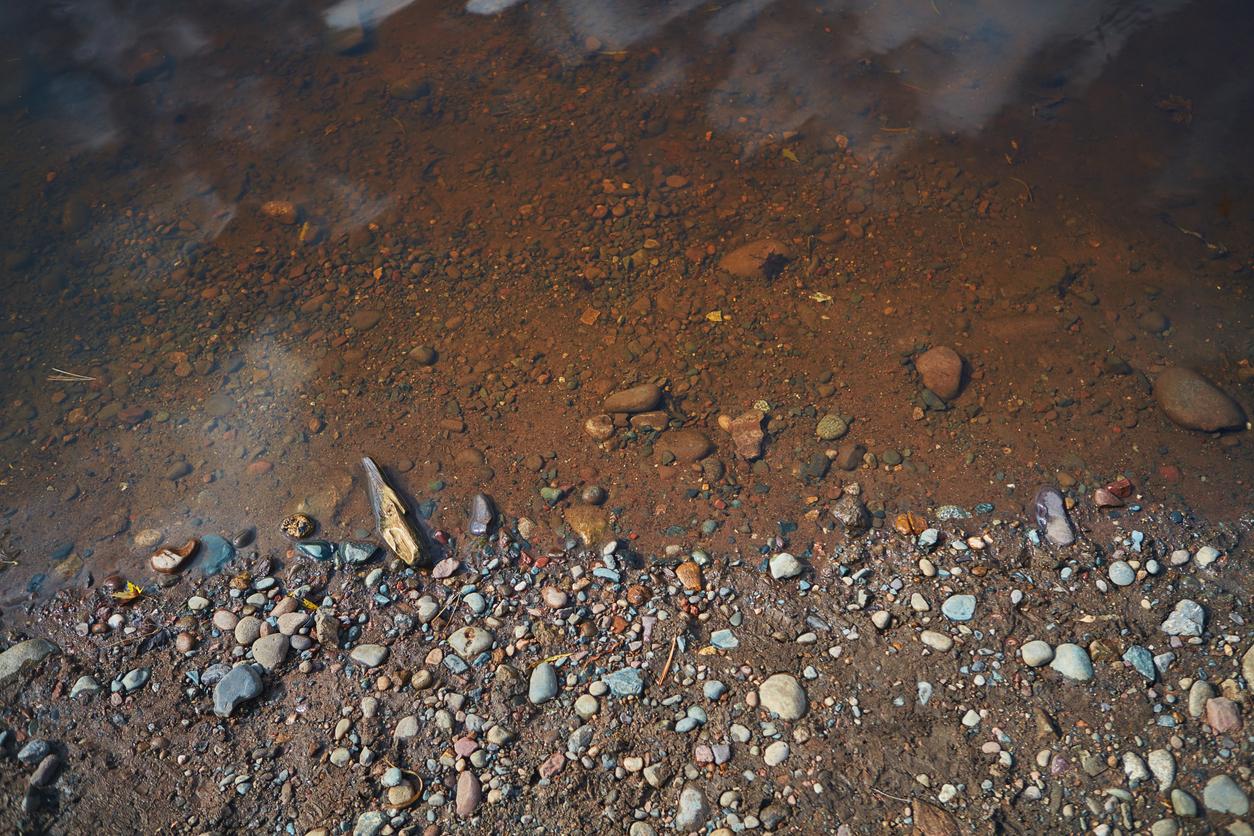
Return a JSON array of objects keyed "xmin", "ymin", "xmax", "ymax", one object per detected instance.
[{"xmin": 150, "ymin": 538, "xmax": 198, "ymax": 574}]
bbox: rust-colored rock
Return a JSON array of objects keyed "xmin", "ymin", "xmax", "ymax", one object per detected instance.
[
  {"xmin": 603, "ymin": 383, "xmax": 663, "ymax": 414},
  {"xmin": 915, "ymin": 346, "xmax": 965, "ymax": 401},
  {"xmin": 676, "ymin": 561, "xmax": 703, "ymax": 591},
  {"xmin": 1153, "ymin": 367, "xmax": 1246, "ymax": 432},
  {"xmin": 719, "ymin": 239, "xmax": 791, "ymax": 279},
  {"xmin": 660, "ymin": 429, "xmax": 713, "ymax": 463},
  {"xmin": 729, "ymin": 409, "xmax": 765, "ymax": 460}
]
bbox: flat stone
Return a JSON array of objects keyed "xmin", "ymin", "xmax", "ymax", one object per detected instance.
[
  {"xmin": 920, "ymin": 630, "xmax": 953, "ymax": 652},
  {"xmin": 213, "ymin": 665, "xmax": 263, "ymax": 718},
  {"xmin": 1020, "ymin": 640, "xmax": 1054, "ymax": 667},
  {"xmin": 1202, "ymin": 774, "xmax": 1249, "ymax": 815},
  {"xmin": 1049, "ymin": 643, "xmax": 1094, "ymax": 681},
  {"xmin": 659, "ymin": 429, "xmax": 713, "ymax": 462},
  {"xmin": 719, "ymin": 238, "xmax": 790, "ymax": 279},
  {"xmin": 121, "ymin": 667, "xmax": 150, "ymax": 691},
  {"xmin": 1122, "ymin": 645, "xmax": 1155, "ymax": 681},
  {"xmin": 70, "ymin": 675, "xmax": 102, "ymax": 699},
  {"xmin": 456, "ymin": 770, "xmax": 481, "ymax": 818},
  {"xmin": 353, "ymin": 811, "xmax": 386, "ymax": 836},
  {"xmin": 339, "ymin": 541, "xmax": 378, "ymax": 564},
  {"xmin": 729, "ymin": 409, "xmax": 766, "ymax": 460},
  {"xmin": 0, "ymin": 638, "xmax": 58, "ymax": 687},
  {"xmin": 941, "ymin": 594, "xmax": 976, "ymax": 622},
  {"xmin": 198, "ymin": 534, "xmax": 236, "ymax": 576},
  {"xmin": 277, "ymin": 612, "xmax": 310, "ymax": 636},
  {"xmin": 350, "ymin": 644, "xmax": 389, "ymax": 668},
  {"xmin": 758, "ymin": 673, "xmax": 807, "ymax": 720},
  {"xmin": 1205, "ymin": 697, "xmax": 1243, "ymax": 735}
]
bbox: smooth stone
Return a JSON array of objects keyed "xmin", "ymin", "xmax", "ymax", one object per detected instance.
[
  {"xmin": 1171, "ymin": 789, "xmax": 1198, "ymax": 817},
  {"xmin": 353, "ymin": 811, "xmax": 385, "ymax": 836},
  {"xmin": 0, "ymin": 638, "xmax": 58, "ymax": 686},
  {"xmin": 339, "ymin": 541, "xmax": 378, "ymax": 564},
  {"xmin": 121, "ymin": 667, "xmax": 149, "ymax": 691},
  {"xmin": 574, "ymin": 694, "xmax": 599, "ymax": 719},
  {"xmin": 915, "ymin": 345, "xmax": 964, "ymax": 401},
  {"xmin": 1108, "ymin": 560, "xmax": 1135, "ymax": 586},
  {"xmin": 187, "ymin": 595, "xmax": 211, "ymax": 611},
  {"xmin": 296, "ymin": 541, "xmax": 334, "ymax": 561},
  {"xmin": 710, "ymin": 629, "xmax": 739, "ymax": 650},
  {"xmin": 1149, "ymin": 749, "xmax": 1176, "ymax": 792},
  {"xmin": 17, "ymin": 739, "xmax": 51, "ymax": 766},
  {"xmin": 213, "ymin": 665, "xmax": 263, "ymax": 717},
  {"xmin": 528, "ymin": 662, "xmax": 559, "ymax": 704},
  {"xmin": 920, "ymin": 630, "xmax": 953, "ymax": 652},
  {"xmin": 1050, "ymin": 643, "xmax": 1094, "ymax": 681},
  {"xmin": 70, "ymin": 675, "xmax": 102, "ymax": 698},
  {"xmin": 234, "ymin": 616, "xmax": 262, "ymax": 646},
  {"xmin": 350, "ymin": 644, "xmax": 389, "ymax": 668},
  {"xmin": 1153, "ymin": 367, "xmax": 1246, "ymax": 431},
  {"xmin": 1020, "ymin": 640, "xmax": 1054, "ymax": 667},
  {"xmin": 455, "ymin": 770, "xmax": 481, "ymax": 818},
  {"xmin": 941, "ymin": 594, "xmax": 976, "ymax": 622},
  {"xmin": 758, "ymin": 673, "xmax": 807, "ymax": 720},
  {"xmin": 603, "ymin": 383, "xmax": 662, "ymax": 414},
  {"xmin": 1195, "ymin": 545, "xmax": 1220, "ymax": 567},
  {"xmin": 277, "ymin": 612, "xmax": 310, "ymax": 636},
  {"xmin": 763, "ymin": 740, "xmax": 789, "ymax": 766},
  {"xmin": 251, "ymin": 633, "xmax": 289, "ymax": 670}
]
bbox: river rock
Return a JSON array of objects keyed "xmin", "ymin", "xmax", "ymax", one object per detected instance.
[
  {"xmin": 915, "ymin": 346, "xmax": 964, "ymax": 401},
  {"xmin": 1202, "ymin": 774, "xmax": 1248, "ymax": 815},
  {"xmin": 603, "ymin": 383, "xmax": 662, "ymax": 413},
  {"xmin": 719, "ymin": 239, "xmax": 790, "ymax": 279},
  {"xmin": 1050, "ymin": 643, "xmax": 1094, "ymax": 681},
  {"xmin": 528, "ymin": 662, "xmax": 558, "ymax": 704},
  {"xmin": 350, "ymin": 644, "xmax": 389, "ymax": 668},
  {"xmin": 213, "ymin": 664, "xmax": 263, "ymax": 718},
  {"xmin": 1153, "ymin": 367, "xmax": 1245, "ymax": 431},
  {"xmin": 1021, "ymin": 640, "xmax": 1054, "ymax": 667},
  {"xmin": 448, "ymin": 626, "xmax": 493, "ymax": 659},
  {"xmin": 456, "ymin": 770, "xmax": 481, "ymax": 818},
  {"xmin": 758, "ymin": 673, "xmax": 807, "ymax": 720},
  {"xmin": 251, "ymin": 633, "xmax": 289, "ymax": 670},
  {"xmin": 674, "ymin": 784, "xmax": 711, "ymax": 830},
  {"xmin": 0, "ymin": 638, "xmax": 58, "ymax": 686},
  {"xmin": 769, "ymin": 552, "xmax": 803, "ymax": 579},
  {"xmin": 659, "ymin": 429, "xmax": 713, "ymax": 462}
]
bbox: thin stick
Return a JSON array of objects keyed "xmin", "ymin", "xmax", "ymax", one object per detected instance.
[
  {"xmin": 48, "ymin": 368, "xmax": 95, "ymax": 382},
  {"xmin": 1009, "ymin": 176, "xmax": 1033, "ymax": 203},
  {"xmin": 872, "ymin": 786, "xmax": 913, "ymax": 804},
  {"xmin": 658, "ymin": 635, "xmax": 678, "ymax": 684}
]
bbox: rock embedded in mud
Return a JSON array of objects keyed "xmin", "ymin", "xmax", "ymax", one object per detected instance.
[
  {"xmin": 758, "ymin": 673, "xmax": 807, "ymax": 720},
  {"xmin": 603, "ymin": 383, "xmax": 663, "ymax": 414},
  {"xmin": 815, "ymin": 414, "xmax": 848, "ymax": 441},
  {"xmin": 0, "ymin": 638, "xmax": 58, "ymax": 687},
  {"xmin": 729, "ymin": 409, "xmax": 766, "ymax": 460},
  {"xmin": 769, "ymin": 552, "xmax": 803, "ymax": 579},
  {"xmin": 659, "ymin": 428, "xmax": 713, "ymax": 462},
  {"xmin": 408, "ymin": 344, "xmax": 437, "ymax": 365},
  {"xmin": 1153, "ymin": 367, "xmax": 1246, "ymax": 432},
  {"xmin": 719, "ymin": 239, "xmax": 791, "ymax": 279},
  {"xmin": 830, "ymin": 494, "xmax": 870, "ymax": 535},
  {"xmin": 260, "ymin": 200, "xmax": 298, "ymax": 225},
  {"xmin": 564, "ymin": 504, "xmax": 608, "ymax": 546},
  {"xmin": 213, "ymin": 664, "xmax": 263, "ymax": 718},
  {"xmin": 584, "ymin": 414, "xmax": 615, "ymax": 441},
  {"xmin": 350, "ymin": 643, "xmax": 389, "ymax": 668},
  {"xmin": 915, "ymin": 346, "xmax": 965, "ymax": 401}
]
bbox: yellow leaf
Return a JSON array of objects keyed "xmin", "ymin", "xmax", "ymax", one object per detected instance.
[
  {"xmin": 705, "ymin": 310, "xmax": 724, "ymax": 322},
  {"xmin": 112, "ymin": 581, "xmax": 144, "ymax": 602},
  {"xmin": 781, "ymin": 148, "xmax": 799, "ymax": 162},
  {"xmin": 809, "ymin": 291, "xmax": 832, "ymax": 303}
]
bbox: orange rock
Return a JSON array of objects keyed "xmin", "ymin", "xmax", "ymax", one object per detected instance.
[{"xmin": 676, "ymin": 561, "xmax": 703, "ymax": 591}]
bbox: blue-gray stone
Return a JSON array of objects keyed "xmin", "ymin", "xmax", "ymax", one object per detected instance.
[
  {"xmin": 121, "ymin": 667, "xmax": 150, "ymax": 692},
  {"xmin": 1049, "ymin": 643, "xmax": 1094, "ymax": 681},
  {"xmin": 1123, "ymin": 645, "xmax": 1156, "ymax": 681},
  {"xmin": 296, "ymin": 541, "xmax": 334, "ymax": 561},
  {"xmin": 941, "ymin": 594, "xmax": 976, "ymax": 622},
  {"xmin": 339, "ymin": 541, "xmax": 378, "ymax": 564},
  {"xmin": 528, "ymin": 662, "xmax": 559, "ymax": 704},
  {"xmin": 592, "ymin": 568, "xmax": 621, "ymax": 583},
  {"xmin": 917, "ymin": 529, "xmax": 940, "ymax": 551},
  {"xmin": 199, "ymin": 535, "xmax": 237, "ymax": 576},
  {"xmin": 703, "ymin": 680, "xmax": 727, "ymax": 700},
  {"xmin": 213, "ymin": 664, "xmax": 263, "ymax": 718},
  {"xmin": 710, "ymin": 629, "xmax": 739, "ymax": 650},
  {"xmin": 675, "ymin": 717, "xmax": 699, "ymax": 733},
  {"xmin": 1108, "ymin": 560, "xmax": 1135, "ymax": 587},
  {"xmin": 603, "ymin": 667, "xmax": 644, "ymax": 698}
]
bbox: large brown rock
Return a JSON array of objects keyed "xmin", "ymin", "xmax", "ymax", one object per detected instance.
[
  {"xmin": 603, "ymin": 383, "xmax": 662, "ymax": 414},
  {"xmin": 659, "ymin": 429, "xmax": 713, "ymax": 462},
  {"xmin": 1154, "ymin": 367, "xmax": 1245, "ymax": 432},
  {"xmin": 915, "ymin": 346, "xmax": 964, "ymax": 401},
  {"xmin": 719, "ymin": 239, "xmax": 791, "ymax": 279}
]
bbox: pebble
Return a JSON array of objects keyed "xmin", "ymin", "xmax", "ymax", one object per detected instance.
[
  {"xmin": 1148, "ymin": 749, "xmax": 1176, "ymax": 791},
  {"xmin": 1194, "ymin": 545, "xmax": 1220, "ymax": 567},
  {"xmin": 758, "ymin": 673, "xmax": 808, "ymax": 720},
  {"xmin": 234, "ymin": 616, "xmax": 262, "ymax": 646},
  {"xmin": 0, "ymin": 638, "xmax": 58, "ymax": 686},
  {"xmin": 528, "ymin": 662, "xmax": 558, "ymax": 704},
  {"xmin": 456, "ymin": 770, "xmax": 482, "ymax": 817},
  {"xmin": 251, "ymin": 634, "xmax": 289, "ymax": 670},
  {"xmin": 121, "ymin": 667, "xmax": 150, "ymax": 692},
  {"xmin": 1122, "ymin": 645, "xmax": 1155, "ymax": 681},
  {"xmin": 350, "ymin": 644, "xmax": 389, "ymax": 668},
  {"xmin": 941, "ymin": 594, "xmax": 976, "ymax": 622},
  {"xmin": 769, "ymin": 552, "xmax": 803, "ymax": 579},
  {"xmin": 574, "ymin": 694, "xmax": 599, "ymax": 719},
  {"xmin": 1020, "ymin": 640, "xmax": 1054, "ymax": 667},
  {"xmin": 1107, "ymin": 560, "xmax": 1135, "ymax": 586},
  {"xmin": 17, "ymin": 739, "xmax": 51, "ymax": 766},
  {"xmin": 604, "ymin": 667, "xmax": 644, "ymax": 698},
  {"xmin": 920, "ymin": 630, "xmax": 953, "ymax": 652},
  {"xmin": 448, "ymin": 626, "xmax": 494, "ymax": 658},
  {"xmin": 70, "ymin": 675, "xmax": 102, "ymax": 699},
  {"xmin": 674, "ymin": 785, "xmax": 710, "ymax": 831},
  {"xmin": 1049, "ymin": 643, "xmax": 1094, "ymax": 681},
  {"xmin": 763, "ymin": 740, "xmax": 790, "ymax": 765}
]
